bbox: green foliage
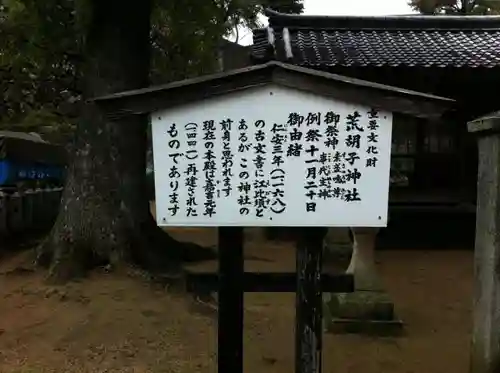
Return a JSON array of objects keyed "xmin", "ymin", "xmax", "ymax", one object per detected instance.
[
  {"xmin": 0, "ymin": 0, "xmax": 84, "ymax": 139},
  {"xmin": 408, "ymin": 0, "xmax": 500, "ymax": 14},
  {"xmin": 150, "ymin": 0, "xmax": 303, "ymax": 83},
  {"xmin": 1, "ymin": 0, "xmax": 303, "ymax": 140}
]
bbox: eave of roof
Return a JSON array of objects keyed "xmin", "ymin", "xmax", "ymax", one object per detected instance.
[
  {"xmin": 0, "ymin": 131, "xmax": 47, "ymax": 143},
  {"xmin": 263, "ymin": 8, "xmax": 500, "ymax": 30}
]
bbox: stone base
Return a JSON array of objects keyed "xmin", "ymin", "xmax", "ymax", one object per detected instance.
[
  {"xmin": 327, "ymin": 318, "xmax": 404, "ymax": 336},
  {"xmin": 329, "ymin": 291, "xmax": 395, "ymax": 320},
  {"xmin": 323, "ymin": 290, "xmax": 403, "ymax": 336}
]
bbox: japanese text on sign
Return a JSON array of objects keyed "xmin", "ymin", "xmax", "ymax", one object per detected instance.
[{"xmin": 152, "ymin": 86, "xmax": 392, "ymax": 227}]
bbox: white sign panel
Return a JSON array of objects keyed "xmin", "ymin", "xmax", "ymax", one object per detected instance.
[{"xmin": 151, "ymin": 85, "xmax": 392, "ymax": 227}]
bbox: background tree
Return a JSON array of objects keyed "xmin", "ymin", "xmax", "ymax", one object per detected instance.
[
  {"xmin": 0, "ymin": 0, "xmax": 303, "ymax": 282},
  {"xmin": 409, "ymin": 0, "xmax": 500, "ymax": 14},
  {"xmin": 1, "ymin": 0, "xmax": 303, "ymax": 136},
  {"xmin": 0, "ymin": 0, "xmax": 84, "ymax": 143},
  {"xmin": 151, "ymin": 0, "xmax": 303, "ymax": 83}
]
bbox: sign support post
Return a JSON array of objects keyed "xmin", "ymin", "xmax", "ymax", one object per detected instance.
[
  {"xmin": 218, "ymin": 227, "xmax": 244, "ymax": 373},
  {"xmin": 295, "ymin": 227, "xmax": 327, "ymax": 373}
]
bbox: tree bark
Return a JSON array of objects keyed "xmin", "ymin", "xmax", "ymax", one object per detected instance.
[{"xmin": 37, "ymin": 0, "xmax": 213, "ymax": 283}]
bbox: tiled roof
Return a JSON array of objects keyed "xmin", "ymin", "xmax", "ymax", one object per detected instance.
[{"xmin": 252, "ymin": 9, "xmax": 500, "ymax": 68}]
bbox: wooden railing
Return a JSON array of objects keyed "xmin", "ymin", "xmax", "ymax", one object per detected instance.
[{"xmin": 0, "ymin": 188, "xmax": 63, "ymax": 237}]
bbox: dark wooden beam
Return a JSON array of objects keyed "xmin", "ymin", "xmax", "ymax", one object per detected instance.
[
  {"xmin": 295, "ymin": 227, "xmax": 326, "ymax": 373},
  {"xmin": 217, "ymin": 227, "xmax": 244, "ymax": 373},
  {"xmin": 185, "ymin": 271, "xmax": 354, "ymax": 293}
]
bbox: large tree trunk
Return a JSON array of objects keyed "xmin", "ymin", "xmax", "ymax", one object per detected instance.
[{"xmin": 37, "ymin": 0, "xmax": 212, "ymax": 283}]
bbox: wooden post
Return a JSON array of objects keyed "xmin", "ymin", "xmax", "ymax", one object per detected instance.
[
  {"xmin": 217, "ymin": 227, "xmax": 244, "ymax": 373},
  {"xmin": 295, "ymin": 227, "xmax": 327, "ymax": 373},
  {"xmin": 468, "ymin": 114, "xmax": 500, "ymax": 373},
  {"xmin": 0, "ymin": 191, "xmax": 7, "ymax": 236}
]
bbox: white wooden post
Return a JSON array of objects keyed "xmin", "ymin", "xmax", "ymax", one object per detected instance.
[{"xmin": 468, "ymin": 114, "xmax": 500, "ymax": 373}]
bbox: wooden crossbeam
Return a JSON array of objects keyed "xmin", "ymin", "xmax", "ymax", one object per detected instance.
[
  {"xmin": 185, "ymin": 271, "xmax": 354, "ymax": 294},
  {"xmin": 210, "ymin": 226, "xmax": 353, "ymax": 373}
]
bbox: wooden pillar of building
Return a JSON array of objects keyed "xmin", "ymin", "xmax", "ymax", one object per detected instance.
[{"xmin": 468, "ymin": 113, "xmax": 500, "ymax": 373}]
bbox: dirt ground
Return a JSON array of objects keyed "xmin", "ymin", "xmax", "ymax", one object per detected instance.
[{"xmin": 0, "ymin": 227, "xmax": 473, "ymax": 373}]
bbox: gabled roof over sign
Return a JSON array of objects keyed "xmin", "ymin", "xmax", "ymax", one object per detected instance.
[
  {"xmin": 92, "ymin": 61, "xmax": 453, "ymax": 120},
  {"xmin": 252, "ymin": 9, "xmax": 500, "ymax": 68}
]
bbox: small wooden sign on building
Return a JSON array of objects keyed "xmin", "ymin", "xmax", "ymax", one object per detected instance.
[{"xmin": 93, "ymin": 61, "xmax": 453, "ymax": 373}]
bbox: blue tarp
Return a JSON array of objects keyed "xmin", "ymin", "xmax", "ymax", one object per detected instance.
[
  {"xmin": 0, "ymin": 131, "xmax": 67, "ymax": 186},
  {"xmin": 0, "ymin": 160, "xmax": 65, "ymax": 186}
]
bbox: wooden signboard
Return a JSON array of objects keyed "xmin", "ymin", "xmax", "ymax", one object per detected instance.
[
  {"xmin": 152, "ymin": 85, "xmax": 393, "ymax": 228},
  {"xmin": 93, "ymin": 61, "xmax": 453, "ymax": 373}
]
